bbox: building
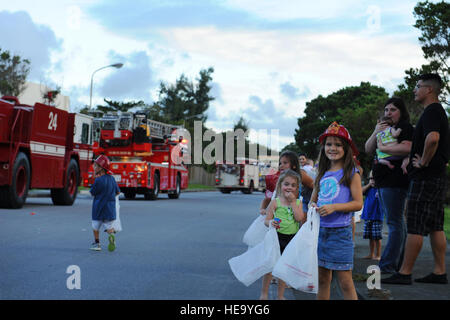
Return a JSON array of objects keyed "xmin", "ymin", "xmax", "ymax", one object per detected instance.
[{"xmin": 17, "ymin": 82, "xmax": 70, "ymax": 111}]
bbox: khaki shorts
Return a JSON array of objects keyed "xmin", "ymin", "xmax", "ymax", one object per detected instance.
[{"xmin": 92, "ymin": 220, "xmax": 114, "ymax": 231}]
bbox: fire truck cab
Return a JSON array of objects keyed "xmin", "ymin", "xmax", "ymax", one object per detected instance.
[
  {"xmin": 0, "ymin": 96, "xmax": 93, "ymax": 208},
  {"xmin": 83, "ymin": 111, "xmax": 189, "ymax": 200}
]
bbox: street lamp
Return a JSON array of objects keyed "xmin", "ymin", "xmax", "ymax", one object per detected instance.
[{"xmin": 89, "ymin": 63, "xmax": 124, "ymax": 109}]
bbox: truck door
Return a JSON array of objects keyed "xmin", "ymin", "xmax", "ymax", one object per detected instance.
[{"xmin": 29, "ymin": 103, "xmax": 68, "ymax": 188}]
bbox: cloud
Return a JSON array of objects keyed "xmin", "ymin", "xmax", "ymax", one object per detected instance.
[
  {"xmin": 88, "ymin": 0, "xmax": 253, "ymax": 37},
  {"xmin": 210, "ymin": 82, "xmax": 224, "ymax": 104},
  {"xmin": 245, "ymin": 95, "xmax": 298, "ymax": 138},
  {"xmin": 98, "ymin": 50, "xmax": 156, "ymax": 102},
  {"xmin": 280, "ymin": 82, "xmax": 311, "ymax": 100},
  {"xmin": 0, "ymin": 10, "xmax": 62, "ymax": 81}
]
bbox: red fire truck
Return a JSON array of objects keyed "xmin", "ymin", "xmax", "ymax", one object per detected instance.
[
  {"xmin": 0, "ymin": 96, "xmax": 93, "ymax": 209},
  {"xmin": 82, "ymin": 111, "xmax": 189, "ymax": 200}
]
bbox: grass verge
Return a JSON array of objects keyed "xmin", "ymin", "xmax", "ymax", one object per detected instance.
[{"xmin": 187, "ymin": 183, "xmax": 216, "ymax": 191}]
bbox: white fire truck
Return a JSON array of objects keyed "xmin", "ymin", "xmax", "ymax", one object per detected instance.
[
  {"xmin": 0, "ymin": 96, "xmax": 93, "ymax": 208},
  {"xmin": 215, "ymin": 158, "xmax": 269, "ymax": 194},
  {"xmin": 83, "ymin": 111, "xmax": 189, "ymax": 200}
]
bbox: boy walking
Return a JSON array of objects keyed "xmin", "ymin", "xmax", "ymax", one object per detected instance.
[{"xmin": 90, "ymin": 155, "xmax": 121, "ymax": 252}]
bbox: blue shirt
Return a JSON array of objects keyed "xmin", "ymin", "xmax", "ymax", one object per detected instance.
[
  {"xmin": 90, "ymin": 174, "xmax": 120, "ymax": 221},
  {"xmin": 317, "ymin": 168, "xmax": 357, "ymax": 228},
  {"xmin": 361, "ymin": 187, "xmax": 383, "ymax": 221}
]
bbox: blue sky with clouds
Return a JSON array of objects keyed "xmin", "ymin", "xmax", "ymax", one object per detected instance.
[{"xmin": 0, "ymin": 0, "xmax": 431, "ymax": 149}]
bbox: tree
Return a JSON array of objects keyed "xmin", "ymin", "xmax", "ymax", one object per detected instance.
[
  {"xmin": 280, "ymin": 142, "xmax": 302, "ymax": 155},
  {"xmin": 395, "ymin": 1, "xmax": 450, "ymax": 119},
  {"xmin": 294, "ymin": 82, "xmax": 389, "ymax": 174},
  {"xmin": 157, "ymin": 67, "xmax": 214, "ymax": 127},
  {"xmin": 0, "ymin": 48, "xmax": 31, "ymax": 96},
  {"xmin": 102, "ymin": 99, "xmax": 145, "ymax": 113}
]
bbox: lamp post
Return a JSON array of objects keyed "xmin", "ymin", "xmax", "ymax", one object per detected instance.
[{"xmin": 89, "ymin": 63, "xmax": 123, "ymax": 109}]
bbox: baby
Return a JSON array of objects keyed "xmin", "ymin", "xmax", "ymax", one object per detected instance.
[{"xmin": 375, "ymin": 116, "xmax": 402, "ymax": 169}]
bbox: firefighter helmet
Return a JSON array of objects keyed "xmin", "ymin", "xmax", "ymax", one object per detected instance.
[
  {"xmin": 94, "ymin": 155, "xmax": 111, "ymax": 172},
  {"xmin": 319, "ymin": 121, "xmax": 359, "ymax": 156}
]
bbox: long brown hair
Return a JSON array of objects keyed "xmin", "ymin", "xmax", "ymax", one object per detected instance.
[
  {"xmin": 278, "ymin": 150, "xmax": 302, "ymax": 184},
  {"xmin": 314, "ymin": 136, "xmax": 357, "ymax": 192}
]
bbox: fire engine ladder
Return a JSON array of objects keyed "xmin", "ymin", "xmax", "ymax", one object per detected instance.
[{"xmin": 147, "ymin": 119, "xmax": 181, "ymax": 140}]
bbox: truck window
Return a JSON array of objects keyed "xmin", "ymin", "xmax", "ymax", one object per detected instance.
[{"xmin": 81, "ymin": 123, "xmax": 90, "ymax": 144}]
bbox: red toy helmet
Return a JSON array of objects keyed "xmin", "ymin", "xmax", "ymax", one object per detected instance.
[
  {"xmin": 94, "ymin": 155, "xmax": 111, "ymax": 173},
  {"xmin": 319, "ymin": 121, "xmax": 359, "ymax": 156}
]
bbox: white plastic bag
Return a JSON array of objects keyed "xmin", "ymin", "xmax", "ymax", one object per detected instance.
[
  {"xmin": 242, "ymin": 215, "xmax": 269, "ymax": 247},
  {"xmin": 272, "ymin": 207, "xmax": 320, "ymax": 293},
  {"xmin": 111, "ymin": 195, "xmax": 122, "ymax": 232},
  {"xmin": 229, "ymin": 225, "xmax": 281, "ymax": 287},
  {"xmin": 354, "ymin": 207, "xmax": 363, "ymax": 223}
]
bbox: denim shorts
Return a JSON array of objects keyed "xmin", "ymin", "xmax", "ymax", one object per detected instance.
[{"xmin": 318, "ymin": 225, "xmax": 353, "ymax": 270}]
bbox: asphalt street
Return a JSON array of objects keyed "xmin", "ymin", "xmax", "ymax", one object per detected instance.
[{"xmin": 0, "ymin": 191, "xmax": 297, "ymax": 300}]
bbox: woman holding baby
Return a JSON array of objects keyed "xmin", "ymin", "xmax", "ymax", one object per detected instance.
[{"xmin": 365, "ymin": 97, "xmax": 414, "ymax": 274}]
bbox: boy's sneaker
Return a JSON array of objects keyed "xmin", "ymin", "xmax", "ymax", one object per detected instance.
[
  {"xmin": 108, "ymin": 234, "xmax": 116, "ymax": 252},
  {"xmin": 90, "ymin": 242, "xmax": 101, "ymax": 251}
]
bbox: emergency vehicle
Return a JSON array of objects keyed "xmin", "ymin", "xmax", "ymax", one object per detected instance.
[
  {"xmin": 215, "ymin": 158, "xmax": 268, "ymax": 194},
  {"xmin": 83, "ymin": 111, "xmax": 189, "ymax": 200},
  {"xmin": 0, "ymin": 96, "xmax": 93, "ymax": 209}
]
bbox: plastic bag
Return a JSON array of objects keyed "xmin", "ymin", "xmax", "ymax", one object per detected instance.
[
  {"xmin": 354, "ymin": 206, "xmax": 363, "ymax": 223},
  {"xmin": 229, "ymin": 225, "xmax": 281, "ymax": 287},
  {"xmin": 272, "ymin": 207, "xmax": 320, "ymax": 293},
  {"xmin": 111, "ymin": 195, "xmax": 122, "ymax": 232},
  {"xmin": 242, "ymin": 215, "xmax": 269, "ymax": 247}
]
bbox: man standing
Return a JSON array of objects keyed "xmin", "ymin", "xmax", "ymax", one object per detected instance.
[{"xmin": 382, "ymin": 73, "xmax": 449, "ymax": 285}]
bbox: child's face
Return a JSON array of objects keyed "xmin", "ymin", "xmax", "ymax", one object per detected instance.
[
  {"xmin": 299, "ymin": 156, "xmax": 307, "ymax": 166},
  {"xmin": 324, "ymin": 136, "xmax": 345, "ymax": 162},
  {"xmin": 93, "ymin": 162, "xmax": 102, "ymax": 174},
  {"xmin": 279, "ymin": 156, "xmax": 291, "ymax": 172},
  {"xmin": 281, "ymin": 176, "xmax": 299, "ymax": 198}
]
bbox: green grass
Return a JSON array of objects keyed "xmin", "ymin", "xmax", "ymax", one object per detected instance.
[
  {"xmin": 444, "ymin": 207, "xmax": 450, "ymax": 241},
  {"xmin": 187, "ymin": 183, "xmax": 216, "ymax": 191}
]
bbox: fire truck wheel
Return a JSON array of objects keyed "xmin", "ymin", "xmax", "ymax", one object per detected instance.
[
  {"xmin": 1, "ymin": 152, "xmax": 30, "ymax": 209},
  {"xmin": 51, "ymin": 159, "xmax": 79, "ymax": 205},
  {"xmin": 168, "ymin": 175, "xmax": 181, "ymax": 199},
  {"xmin": 145, "ymin": 173, "xmax": 159, "ymax": 200}
]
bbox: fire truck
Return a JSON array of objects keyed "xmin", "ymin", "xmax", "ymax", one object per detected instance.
[
  {"xmin": 0, "ymin": 96, "xmax": 93, "ymax": 209},
  {"xmin": 83, "ymin": 111, "xmax": 189, "ymax": 200},
  {"xmin": 215, "ymin": 158, "xmax": 268, "ymax": 194}
]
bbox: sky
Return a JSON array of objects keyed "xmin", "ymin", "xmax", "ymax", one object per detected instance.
[{"xmin": 0, "ymin": 0, "xmax": 430, "ymax": 150}]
